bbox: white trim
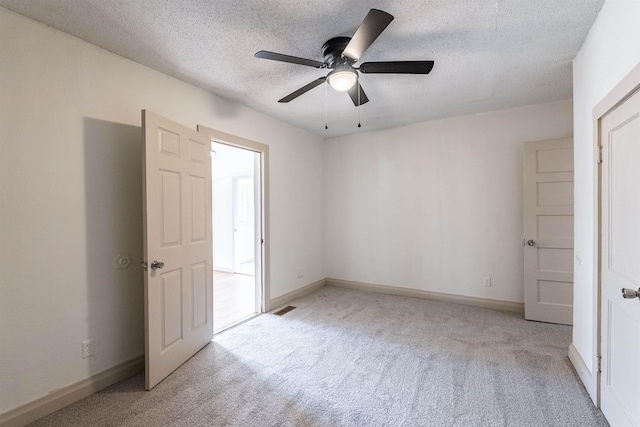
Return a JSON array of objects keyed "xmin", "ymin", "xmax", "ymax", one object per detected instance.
[
  {"xmin": 0, "ymin": 356, "xmax": 144, "ymax": 427},
  {"xmin": 326, "ymin": 278, "xmax": 525, "ymax": 313},
  {"xmin": 270, "ymin": 279, "xmax": 326, "ymax": 310},
  {"xmin": 568, "ymin": 343, "xmax": 596, "ymax": 402}
]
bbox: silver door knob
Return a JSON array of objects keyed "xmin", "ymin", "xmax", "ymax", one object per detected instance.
[
  {"xmin": 150, "ymin": 260, "xmax": 164, "ymax": 270},
  {"xmin": 621, "ymin": 288, "xmax": 640, "ymax": 299},
  {"xmin": 527, "ymin": 240, "xmax": 536, "ymax": 247}
]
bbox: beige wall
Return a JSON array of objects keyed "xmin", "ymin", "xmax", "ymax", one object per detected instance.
[
  {"xmin": 572, "ymin": 0, "xmax": 640, "ymax": 402},
  {"xmin": 324, "ymin": 101, "xmax": 573, "ymax": 302},
  {"xmin": 0, "ymin": 7, "xmax": 325, "ymax": 413}
]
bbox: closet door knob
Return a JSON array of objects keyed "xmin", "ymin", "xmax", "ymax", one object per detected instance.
[{"xmin": 621, "ymin": 288, "xmax": 640, "ymax": 299}]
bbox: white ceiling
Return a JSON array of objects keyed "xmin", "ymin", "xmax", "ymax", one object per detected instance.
[{"xmin": 1, "ymin": 0, "xmax": 604, "ymax": 137}]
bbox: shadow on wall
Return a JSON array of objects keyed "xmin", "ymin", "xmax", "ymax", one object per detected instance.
[{"xmin": 83, "ymin": 118, "xmax": 145, "ymax": 366}]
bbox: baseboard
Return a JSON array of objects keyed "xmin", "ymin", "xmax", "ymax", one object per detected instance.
[
  {"xmin": 270, "ymin": 278, "xmax": 326, "ymax": 310},
  {"xmin": 568, "ymin": 343, "xmax": 597, "ymax": 405},
  {"xmin": 326, "ymin": 278, "xmax": 525, "ymax": 313},
  {"xmin": 0, "ymin": 356, "xmax": 144, "ymax": 427}
]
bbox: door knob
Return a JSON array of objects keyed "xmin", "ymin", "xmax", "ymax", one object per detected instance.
[
  {"xmin": 527, "ymin": 240, "xmax": 536, "ymax": 247},
  {"xmin": 150, "ymin": 260, "xmax": 164, "ymax": 270},
  {"xmin": 621, "ymin": 288, "xmax": 640, "ymax": 299}
]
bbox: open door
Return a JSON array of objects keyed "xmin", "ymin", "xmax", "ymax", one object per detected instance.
[{"xmin": 142, "ymin": 110, "xmax": 213, "ymax": 390}]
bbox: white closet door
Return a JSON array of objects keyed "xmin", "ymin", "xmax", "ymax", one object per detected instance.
[
  {"xmin": 523, "ymin": 137, "xmax": 574, "ymax": 325},
  {"xmin": 600, "ymin": 89, "xmax": 640, "ymax": 427}
]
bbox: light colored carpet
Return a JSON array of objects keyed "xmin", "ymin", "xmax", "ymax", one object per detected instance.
[{"xmin": 31, "ymin": 286, "xmax": 608, "ymax": 426}]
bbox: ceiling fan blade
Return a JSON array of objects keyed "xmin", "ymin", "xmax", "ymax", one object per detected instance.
[
  {"xmin": 278, "ymin": 77, "xmax": 327, "ymax": 103},
  {"xmin": 342, "ymin": 9, "xmax": 394, "ymax": 61},
  {"xmin": 359, "ymin": 61, "xmax": 435, "ymax": 74},
  {"xmin": 347, "ymin": 82, "xmax": 369, "ymax": 106},
  {"xmin": 255, "ymin": 51, "xmax": 325, "ymax": 68}
]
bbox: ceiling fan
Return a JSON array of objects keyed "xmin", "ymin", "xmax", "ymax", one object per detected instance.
[{"xmin": 255, "ymin": 9, "xmax": 435, "ymax": 106}]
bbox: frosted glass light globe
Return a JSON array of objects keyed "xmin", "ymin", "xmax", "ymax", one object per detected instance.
[{"xmin": 328, "ymin": 69, "xmax": 357, "ymax": 91}]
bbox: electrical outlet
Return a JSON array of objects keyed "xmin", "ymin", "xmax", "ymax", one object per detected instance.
[
  {"xmin": 483, "ymin": 277, "xmax": 492, "ymax": 287},
  {"xmin": 297, "ymin": 268, "xmax": 304, "ymax": 278},
  {"xmin": 82, "ymin": 340, "xmax": 96, "ymax": 359}
]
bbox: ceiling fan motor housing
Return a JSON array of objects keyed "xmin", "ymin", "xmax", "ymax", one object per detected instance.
[{"xmin": 322, "ymin": 36, "xmax": 354, "ymax": 68}]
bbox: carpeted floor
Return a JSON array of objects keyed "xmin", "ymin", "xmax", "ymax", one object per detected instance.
[{"xmin": 31, "ymin": 286, "xmax": 609, "ymax": 426}]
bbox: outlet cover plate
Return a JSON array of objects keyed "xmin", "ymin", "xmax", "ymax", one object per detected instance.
[{"xmin": 82, "ymin": 340, "xmax": 95, "ymax": 359}]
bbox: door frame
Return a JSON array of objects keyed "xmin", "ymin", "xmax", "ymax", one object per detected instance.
[
  {"xmin": 197, "ymin": 125, "xmax": 271, "ymax": 312},
  {"xmin": 593, "ymin": 62, "xmax": 640, "ymax": 407}
]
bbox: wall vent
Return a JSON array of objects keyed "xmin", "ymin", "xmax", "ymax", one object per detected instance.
[{"xmin": 273, "ymin": 306, "xmax": 296, "ymax": 316}]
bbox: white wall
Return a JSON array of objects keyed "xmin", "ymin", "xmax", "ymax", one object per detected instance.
[
  {"xmin": 325, "ymin": 101, "xmax": 573, "ymax": 302},
  {"xmin": 0, "ymin": 8, "xmax": 324, "ymax": 414},
  {"xmin": 572, "ymin": 0, "xmax": 640, "ymax": 401}
]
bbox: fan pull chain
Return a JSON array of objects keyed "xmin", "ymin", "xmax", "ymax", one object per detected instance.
[
  {"xmin": 325, "ymin": 82, "xmax": 328, "ymax": 130},
  {"xmin": 357, "ymin": 83, "xmax": 362, "ymax": 128}
]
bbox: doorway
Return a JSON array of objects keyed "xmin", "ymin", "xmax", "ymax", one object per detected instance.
[{"xmin": 212, "ymin": 141, "xmax": 262, "ymax": 333}]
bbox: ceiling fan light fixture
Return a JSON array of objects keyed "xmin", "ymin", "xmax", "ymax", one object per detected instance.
[{"xmin": 327, "ymin": 68, "xmax": 357, "ymax": 91}]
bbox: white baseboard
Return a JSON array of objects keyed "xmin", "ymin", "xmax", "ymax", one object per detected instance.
[
  {"xmin": 326, "ymin": 278, "xmax": 525, "ymax": 313},
  {"xmin": 0, "ymin": 356, "xmax": 144, "ymax": 427},
  {"xmin": 270, "ymin": 278, "xmax": 326, "ymax": 310},
  {"xmin": 568, "ymin": 343, "xmax": 597, "ymax": 405}
]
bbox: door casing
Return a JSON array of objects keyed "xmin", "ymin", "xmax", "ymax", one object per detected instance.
[{"xmin": 198, "ymin": 125, "xmax": 271, "ymax": 312}]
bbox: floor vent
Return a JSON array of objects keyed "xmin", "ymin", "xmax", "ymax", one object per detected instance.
[{"xmin": 273, "ymin": 306, "xmax": 296, "ymax": 316}]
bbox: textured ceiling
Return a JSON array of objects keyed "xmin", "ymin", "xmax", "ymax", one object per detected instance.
[{"xmin": 0, "ymin": 0, "xmax": 604, "ymax": 137}]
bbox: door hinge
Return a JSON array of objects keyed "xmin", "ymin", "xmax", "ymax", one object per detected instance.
[
  {"xmin": 597, "ymin": 145, "xmax": 603, "ymax": 164},
  {"xmin": 597, "ymin": 355, "xmax": 602, "ymax": 373}
]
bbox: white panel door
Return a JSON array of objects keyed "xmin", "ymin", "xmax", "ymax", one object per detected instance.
[
  {"xmin": 600, "ymin": 89, "xmax": 640, "ymax": 427},
  {"xmin": 142, "ymin": 110, "xmax": 213, "ymax": 390},
  {"xmin": 523, "ymin": 138, "xmax": 574, "ymax": 325}
]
